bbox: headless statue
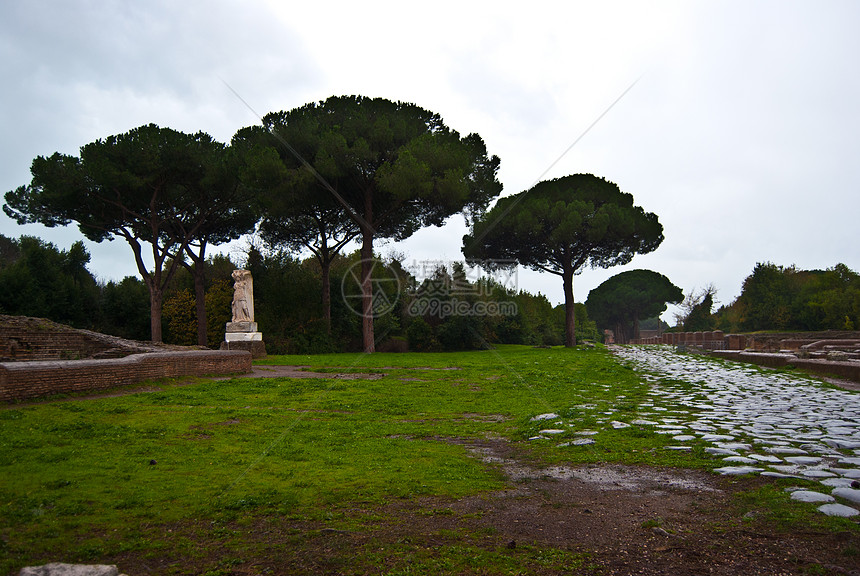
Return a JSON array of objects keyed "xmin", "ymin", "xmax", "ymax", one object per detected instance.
[{"xmin": 231, "ymin": 269, "xmax": 254, "ymax": 323}]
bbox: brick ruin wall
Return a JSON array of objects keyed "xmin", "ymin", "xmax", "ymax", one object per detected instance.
[
  {"xmin": 709, "ymin": 350, "xmax": 860, "ymax": 383},
  {"xmin": 1, "ymin": 322, "xmax": 119, "ymax": 361},
  {"xmin": 0, "ymin": 350, "xmax": 252, "ymax": 402}
]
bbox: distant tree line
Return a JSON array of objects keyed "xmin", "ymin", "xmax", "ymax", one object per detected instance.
[
  {"xmin": 0, "ymin": 233, "xmax": 602, "ymax": 352},
  {"xmin": 0, "ymin": 235, "xmax": 100, "ymax": 330},
  {"xmin": 712, "ymin": 262, "xmax": 860, "ymax": 333},
  {"xmin": 582, "ymin": 262, "xmax": 860, "ymax": 341},
  {"xmin": 639, "ymin": 262, "xmax": 860, "ymax": 335}
]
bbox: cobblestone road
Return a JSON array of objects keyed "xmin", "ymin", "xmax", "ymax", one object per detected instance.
[{"xmin": 611, "ymin": 346, "xmax": 860, "ymax": 517}]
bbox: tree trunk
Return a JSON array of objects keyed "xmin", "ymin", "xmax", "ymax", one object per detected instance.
[
  {"xmin": 193, "ymin": 265, "xmax": 208, "ymax": 346},
  {"xmin": 633, "ymin": 312, "xmax": 640, "ymax": 341},
  {"xmin": 360, "ymin": 230, "xmax": 375, "ymax": 353},
  {"xmin": 562, "ymin": 269, "xmax": 575, "ymax": 347},
  {"xmin": 126, "ymin": 237, "xmax": 163, "ymax": 343},
  {"xmin": 321, "ymin": 258, "xmax": 331, "ymax": 333},
  {"xmin": 149, "ymin": 285, "xmax": 163, "ymax": 343}
]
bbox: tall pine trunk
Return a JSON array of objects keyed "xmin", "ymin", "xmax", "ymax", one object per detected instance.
[
  {"xmin": 321, "ymin": 259, "xmax": 331, "ymax": 333},
  {"xmin": 562, "ymin": 269, "xmax": 576, "ymax": 347},
  {"xmin": 193, "ymin": 265, "xmax": 208, "ymax": 346},
  {"xmin": 359, "ymin": 190, "xmax": 376, "ymax": 353},
  {"xmin": 149, "ymin": 285, "xmax": 163, "ymax": 343},
  {"xmin": 360, "ymin": 230, "xmax": 375, "ymax": 353}
]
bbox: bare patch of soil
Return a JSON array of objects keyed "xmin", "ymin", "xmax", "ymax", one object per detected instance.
[{"xmin": 442, "ymin": 439, "xmax": 860, "ymax": 575}]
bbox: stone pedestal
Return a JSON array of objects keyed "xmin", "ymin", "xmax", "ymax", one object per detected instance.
[
  {"xmin": 226, "ymin": 321, "xmax": 257, "ymax": 332},
  {"xmin": 220, "ymin": 340, "xmax": 266, "ymax": 358},
  {"xmin": 221, "ymin": 321, "xmax": 266, "ymax": 358}
]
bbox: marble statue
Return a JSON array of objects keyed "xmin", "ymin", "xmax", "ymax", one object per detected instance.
[{"xmin": 231, "ymin": 269, "xmax": 254, "ymax": 323}]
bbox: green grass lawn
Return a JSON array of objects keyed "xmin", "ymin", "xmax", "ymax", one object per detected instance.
[{"xmin": 0, "ymin": 345, "xmax": 854, "ymax": 574}]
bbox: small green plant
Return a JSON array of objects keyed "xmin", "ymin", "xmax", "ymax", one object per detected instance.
[{"xmin": 640, "ymin": 517, "xmax": 663, "ymax": 529}]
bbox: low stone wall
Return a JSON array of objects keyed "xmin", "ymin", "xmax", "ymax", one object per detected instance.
[
  {"xmin": 792, "ymin": 358, "xmax": 860, "ymax": 381},
  {"xmin": 633, "ymin": 331, "xmax": 728, "ymax": 349},
  {"xmin": 631, "ymin": 330, "xmax": 860, "ymax": 352},
  {"xmin": 712, "ymin": 351, "xmax": 795, "ymax": 368},
  {"xmin": 630, "ymin": 329, "xmax": 860, "ymax": 383},
  {"xmin": 0, "ymin": 350, "xmax": 252, "ymax": 403},
  {"xmin": 740, "ymin": 331, "xmax": 860, "ymax": 352},
  {"xmin": 711, "ymin": 349, "xmax": 860, "ymax": 382}
]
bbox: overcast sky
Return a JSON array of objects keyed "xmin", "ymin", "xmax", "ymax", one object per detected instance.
[{"xmin": 2, "ymin": 0, "xmax": 859, "ymax": 322}]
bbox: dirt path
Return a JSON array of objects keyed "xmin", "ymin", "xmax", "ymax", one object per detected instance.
[{"xmin": 444, "ymin": 439, "xmax": 860, "ymax": 575}]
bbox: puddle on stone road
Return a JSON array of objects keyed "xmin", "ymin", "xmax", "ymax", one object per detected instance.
[{"xmin": 553, "ymin": 465, "xmax": 719, "ymax": 493}]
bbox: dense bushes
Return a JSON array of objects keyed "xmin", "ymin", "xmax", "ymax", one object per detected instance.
[
  {"xmin": 0, "ymin": 236, "xmax": 100, "ymax": 329},
  {"xmin": 0, "ymin": 234, "xmax": 597, "ymax": 351}
]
